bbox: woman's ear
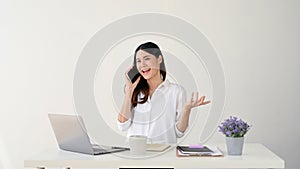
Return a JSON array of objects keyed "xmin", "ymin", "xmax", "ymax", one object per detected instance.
[{"xmin": 158, "ymin": 55, "xmax": 163, "ymax": 64}]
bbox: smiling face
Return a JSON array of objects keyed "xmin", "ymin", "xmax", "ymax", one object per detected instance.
[{"xmin": 135, "ymin": 49, "xmax": 162, "ymax": 80}]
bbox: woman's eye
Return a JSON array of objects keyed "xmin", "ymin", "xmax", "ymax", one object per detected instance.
[
  {"xmin": 145, "ymin": 58, "xmax": 150, "ymax": 60},
  {"xmin": 137, "ymin": 60, "xmax": 141, "ymax": 63}
]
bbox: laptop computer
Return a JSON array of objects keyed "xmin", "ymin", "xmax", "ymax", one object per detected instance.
[{"xmin": 48, "ymin": 114, "xmax": 129, "ymax": 155}]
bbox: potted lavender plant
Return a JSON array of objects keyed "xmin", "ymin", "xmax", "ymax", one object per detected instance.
[{"xmin": 218, "ymin": 116, "xmax": 251, "ymax": 155}]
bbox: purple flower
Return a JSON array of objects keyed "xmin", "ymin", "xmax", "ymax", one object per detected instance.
[{"xmin": 218, "ymin": 116, "xmax": 251, "ymax": 137}]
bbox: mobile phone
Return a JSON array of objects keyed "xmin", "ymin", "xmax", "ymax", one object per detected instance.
[{"xmin": 127, "ymin": 67, "xmax": 140, "ymax": 83}]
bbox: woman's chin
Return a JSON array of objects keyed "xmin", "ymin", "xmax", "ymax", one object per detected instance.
[
  {"xmin": 142, "ymin": 76, "xmax": 150, "ymax": 80},
  {"xmin": 139, "ymin": 72, "xmax": 149, "ymax": 79},
  {"xmin": 141, "ymin": 74, "xmax": 152, "ymax": 80}
]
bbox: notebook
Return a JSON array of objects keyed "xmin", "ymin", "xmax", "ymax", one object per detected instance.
[{"xmin": 146, "ymin": 144, "xmax": 171, "ymax": 152}]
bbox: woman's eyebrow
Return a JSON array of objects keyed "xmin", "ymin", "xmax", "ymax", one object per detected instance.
[
  {"xmin": 136, "ymin": 55, "xmax": 151, "ymax": 60},
  {"xmin": 143, "ymin": 55, "xmax": 151, "ymax": 58}
]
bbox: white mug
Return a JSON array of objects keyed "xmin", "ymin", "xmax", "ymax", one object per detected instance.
[{"xmin": 129, "ymin": 135, "xmax": 147, "ymax": 155}]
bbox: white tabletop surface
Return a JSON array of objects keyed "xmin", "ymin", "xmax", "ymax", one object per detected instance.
[{"xmin": 24, "ymin": 143, "xmax": 284, "ymax": 169}]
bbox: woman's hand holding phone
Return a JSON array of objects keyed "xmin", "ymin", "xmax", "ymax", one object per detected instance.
[{"xmin": 118, "ymin": 66, "xmax": 141, "ymax": 123}]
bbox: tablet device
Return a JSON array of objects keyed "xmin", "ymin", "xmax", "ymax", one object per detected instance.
[{"xmin": 177, "ymin": 145, "xmax": 213, "ymax": 154}]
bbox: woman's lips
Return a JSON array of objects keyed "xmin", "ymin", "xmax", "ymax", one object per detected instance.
[{"xmin": 141, "ymin": 68, "xmax": 151, "ymax": 75}]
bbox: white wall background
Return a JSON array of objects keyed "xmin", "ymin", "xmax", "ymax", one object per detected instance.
[{"xmin": 0, "ymin": 0, "xmax": 299, "ymax": 169}]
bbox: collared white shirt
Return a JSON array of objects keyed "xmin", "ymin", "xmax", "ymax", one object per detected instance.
[{"xmin": 117, "ymin": 80, "xmax": 187, "ymax": 144}]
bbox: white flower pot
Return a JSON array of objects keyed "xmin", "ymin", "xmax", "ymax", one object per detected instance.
[{"xmin": 226, "ymin": 137, "xmax": 244, "ymax": 155}]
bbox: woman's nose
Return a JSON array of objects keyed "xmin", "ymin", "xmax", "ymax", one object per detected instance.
[{"xmin": 141, "ymin": 60, "xmax": 146, "ymax": 66}]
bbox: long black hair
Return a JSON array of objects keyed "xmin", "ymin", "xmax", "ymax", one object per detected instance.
[{"xmin": 131, "ymin": 42, "xmax": 166, "ymax": 107}]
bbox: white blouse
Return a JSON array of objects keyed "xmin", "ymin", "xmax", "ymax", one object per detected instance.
[{"xmin": 117, "ymin": 80, "xmax": 187, "ymax": 144}]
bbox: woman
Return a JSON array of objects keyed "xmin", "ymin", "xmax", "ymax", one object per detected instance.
[{"xmin": 117, "ymin": 42, "xmax": 210, "ymax": 144}]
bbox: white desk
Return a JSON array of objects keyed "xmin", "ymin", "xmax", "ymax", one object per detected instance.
[{"xmin": 24, "ymin": 143, "xmax": 284, "ymax": 169}]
